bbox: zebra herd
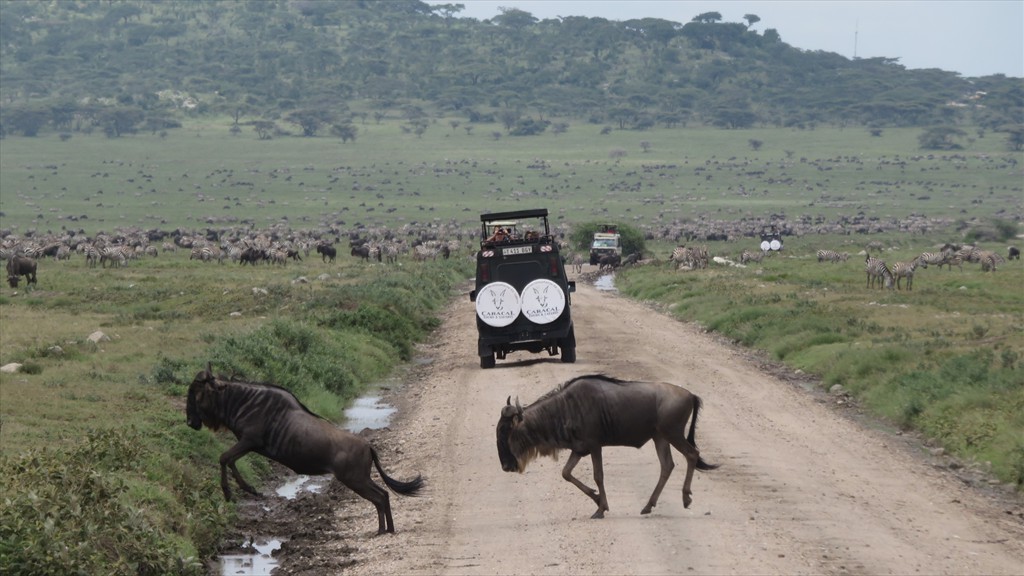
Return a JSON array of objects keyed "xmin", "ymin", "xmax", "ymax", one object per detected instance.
[{"xmin": 855, "ymin": 243, "xmax": 1010, "ymax": 291}]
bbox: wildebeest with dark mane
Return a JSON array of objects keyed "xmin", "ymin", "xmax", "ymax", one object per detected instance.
[
  {"xmin": 316, "ymin": 243, "xmax": 336, "ymax": 263},
  {"xmin": 496, "ymin": 374, "xmax": 717, "ymax": 519},
  {"xmin": 186, "ymin": 363, "xmax": 423, "ymax": 534},
  {"xmin": 6, "ymin": 256, "xmax": 37, "ymax": 288}
]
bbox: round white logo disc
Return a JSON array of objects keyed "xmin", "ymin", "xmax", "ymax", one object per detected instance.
[
  {"xmin": 760, "ymin": 240, "xmax": 771, "ymax": 252},
  {"xmin": 520, "ymin": 279, "xmax": 566, "ymax": 325},
  {"xmin": 476, "ymin": 282, "xmax": 521, "ymax": 327},
  {"xmin": 770, "ymin": 239, "xmax": 782, "ymax": 251}
]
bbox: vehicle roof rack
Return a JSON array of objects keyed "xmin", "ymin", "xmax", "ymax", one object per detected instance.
[{"xmin": 480, "ymin": 208, "xmax": 548, "ymax": 222}]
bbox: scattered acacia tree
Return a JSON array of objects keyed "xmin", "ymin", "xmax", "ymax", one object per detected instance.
[
  {"xmin": 286, "ymin": 109, "xmax": 333, "ymax": 137},
  {"xmin": 743, "ymin": 14, "xmax": 760, "ymax": 28},
  {"xmin": 331, "ymin": 123, "xmax": 358, "ymax": 142},
  {"xmin": 918, "ymin": 126, "xmax": 967, "ymax": 150},
  {"xmin": 640, "ymin": 140, "xmax": 652, "ymax": 152},
  {"xmin": 251, "ymin": 120, "xmax": 275, "ymax": 140},
  {"xmin": 748, "ymin": 138, "xmax": 763, "ymax": 151}
]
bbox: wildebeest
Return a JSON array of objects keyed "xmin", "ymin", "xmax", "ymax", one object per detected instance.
[
  {"xmin": 1010, "ymin": 246, "xmax": 1020, "ymax": 261},
  {"xmin": 316, "ymin": 243, "xmax": 337, "ymax": 263},
  {"xmin": 186, "ymin": 364, "xmax": 424, "ymax": 534},
  {"xmin": 351, "ymin": 244, "xmax": 372, "ymax": 261},
  {"xmin": 496, "ymin": 374, "xmax": 717, "ymax": 519},
  {"xmin": 597, "ymin": 253, "xmax": 621, "ymax": 272},
  {"xmin": 6, "ymin": 256, "xmax": 37, "ymax": 288}
]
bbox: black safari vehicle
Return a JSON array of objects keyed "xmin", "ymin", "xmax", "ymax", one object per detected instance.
[{"xmin": 469, "ymin": 208, "xmax": 576, "ymax": 369}]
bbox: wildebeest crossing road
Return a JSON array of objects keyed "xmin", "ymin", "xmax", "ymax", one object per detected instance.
[{"xmin": 266, "ymin": 274, "xmax": 1023, "ymax": 575}]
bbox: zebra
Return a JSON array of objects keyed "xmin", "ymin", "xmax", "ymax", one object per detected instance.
[
  {"xmin": 382, "ymin": 242, "xmax": 400, "ymax": 264},
  {"xmin": 570, "ymin": 253, "xmax": 584, "ymax": 274},
  {"xmin": 978, "ymin": 250, "xmax": 1005, "ymax": 272},
  {"xmin": 190, "ymin": 244, "xmax": 224, "ymax": 264},
  {"xmin": 671, "ymin": 245, "xmax": 708, "ymax": 270},
  {"xmin": 739, "ymin": 249, "xmax": 764, "ymax": 264},
  {"xmin": 891, "ymin": 256, "xmax": 925, "ymax": 290},
  {"xmin": 816, "ymin": 249, "xmax": 849, "ymax": 263},
  {"xmin": 865, "ymin": 254, "xmax": 893, "ymax": 289},
  {"xmin": 100, "ymin": 246, "xmax": 129, "ymax": 268}
]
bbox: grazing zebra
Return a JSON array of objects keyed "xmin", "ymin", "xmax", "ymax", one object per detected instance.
[
  {"xmin": 891, "ymin": 256, "xmax": 925, "ymax": 290},
  {"xmin": 979, "ymin": 250, "xmax": 1005, "ymax": 272},
  {"xmin": 739, "ymin": 249, "xmax": 764, "ymax": 264},
  {"xmin": 671, "ymin": 245, "xmax": 709, "ymax": 270},
  {"xmin": 865, "ymin": 254, "xmax": 894, "ymax": 289},
  {"xmin": 100, "ymin": 246, "xmax": 129, "ymax": 268},
  {"xmin": 816, "ymin": 249, "xmax": 849, "ymax": 263},
  {"xmin": 190, "ymin": 244, "xmax": 224, "ymax": 264}
]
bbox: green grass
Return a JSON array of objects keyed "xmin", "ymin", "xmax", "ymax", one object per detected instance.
[
  {"xmin": 1, "ymin": 120, "xmax": 1021, "ymax": 237},
  {"xmin": 0, "ymin": 250, "xmax": 472, "ymax": 574},
  {"xmin": 617, "ymin": 245, "xmax": 1024, "ymax": 485},
  {"xmin": 1, "ymin": 119, "xmax": 1022, "ymax": 571}
]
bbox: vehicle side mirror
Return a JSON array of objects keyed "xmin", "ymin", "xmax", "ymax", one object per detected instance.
[
  {"xmin": 469, "ymin": 289, "xmax": 477, "ymax": 302},
  {"xmin": 567, "ymin": 281, "xmax": 576, "ymax": 293}
]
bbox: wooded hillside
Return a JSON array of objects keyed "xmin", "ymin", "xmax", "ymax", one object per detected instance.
[{"xmin": 1, "ymin": 0, "xmax": 1021, "ymax": 140}]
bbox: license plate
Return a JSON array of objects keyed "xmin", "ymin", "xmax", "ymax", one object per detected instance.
[{"xmin": 503, "ymin": 246, "xmax": 533, "ymax": 255}]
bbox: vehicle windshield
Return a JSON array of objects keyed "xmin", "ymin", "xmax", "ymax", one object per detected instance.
[{"xmin": 593, "ymin": 239, "xmax": 617, "ymax": 248}]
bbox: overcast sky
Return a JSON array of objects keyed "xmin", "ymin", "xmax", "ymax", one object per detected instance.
[{"xmin": 427, "ymin": 1, "xmax": 1023, "ymax": 78}]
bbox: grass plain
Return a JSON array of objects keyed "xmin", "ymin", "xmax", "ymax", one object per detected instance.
[{"xmin": 0, "ymin": 118, "xmax": 1021, "ymax": 573}]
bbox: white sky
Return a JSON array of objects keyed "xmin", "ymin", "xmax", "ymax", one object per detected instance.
[{"xmin": 428, "ymin": 1, "xmax": 1024, "ymax": 78}]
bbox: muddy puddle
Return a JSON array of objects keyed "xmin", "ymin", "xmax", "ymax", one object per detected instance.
[{"xmin": 595, "ymin": 273, "xmax": 617, "ymax": 292}]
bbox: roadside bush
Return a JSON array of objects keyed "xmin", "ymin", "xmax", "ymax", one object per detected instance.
[{"xmin": 0, "ymin": 429, "xmax": 207, "ymax": 575}]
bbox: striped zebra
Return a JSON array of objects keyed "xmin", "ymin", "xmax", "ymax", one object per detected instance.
[
  {"xmin": 100, "ymin": 245, "xmax": 129, "ymax": 268},
  {"xmin": 739, "ymin": 249, "xmax": 764, "ymax": 264},
  {"xmin": 816, "ymin": 249, "xmax": 849, "ymax": 263},
  {"xmin": 865, "ymin": 254, "xmax": 893, "ymax": 289},
  {"xmin": 978, "ymin": 250, "xmax": 1005, "ymax": 272},
  {"xmin": 381, "ymin": 242, "xmax": 400, "ymax": 264},
  {"xmin": 891, "ymin": 256, "xmax": 925, "ymax": 291},
  {"xmin": 671, "ymin": 245, "xmax": 709, "ymax": 270},
  {"xmin": 81, "ymin": 244, "xmax": 101, "ymax": 267},
  {"xmin": 190, "ymin": 244, "xmax": 224, "ymax": 264}
]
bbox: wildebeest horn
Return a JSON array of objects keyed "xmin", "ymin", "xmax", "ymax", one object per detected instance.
[
  {"xmin": 506, "ymin": 395, "xmax": 511, "ymax": 406},
  {"xmin": 515, "ymin": 396, "xmax": 523, "ymax": 416}
]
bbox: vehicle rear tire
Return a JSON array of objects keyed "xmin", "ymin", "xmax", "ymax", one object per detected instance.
[
  {"xmin": 560, "ymin": 342, "xmax": 576, "ymax": 363},
  {"xmin": 480, "ymin": 352, "xmax": 496, "ymax": 369}
]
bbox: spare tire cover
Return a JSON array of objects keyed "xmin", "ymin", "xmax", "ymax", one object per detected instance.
[
  {"xmin": 770, "ymin": 239, "xmax": 782, "ymax": 251},
  {"xmin": 520, "ymin": 279, "xmax": 566, "ymax": 325},
  {"xmin": 760, "ymin": 240, "xmax": 771, "ymax": 252},
  {"xmin": 475, "ymin": 282, "xmax": 521, "ymax": 327}
]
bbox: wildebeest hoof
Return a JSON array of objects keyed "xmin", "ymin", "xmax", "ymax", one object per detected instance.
[
  {"xmin": 590, "ymin": 510, "xmax": 605, "ymax": 519},
  {"xmin": 641, "ymin": 504, "xmax": 653, "ymax": 515},
  {"xmin": 683, "ymin": 493, "xmax": 693, "ymax": 508}
]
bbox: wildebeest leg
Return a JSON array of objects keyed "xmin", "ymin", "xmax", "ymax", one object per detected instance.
[
  {"xmin": 218, "ymin": 441, "xmax": 262, "ymax": 501},
  {"xmin": 590, "ymin": 449, "xmax": 610, "ymax": 519},
  {"xmin": 666, "ymin": 434, "xmax": 700, "ymax": 509},
  {"xmin": 345, "ymin": 479, "xmax": 392, "ymax": 534},
  {"xmin": 641, "ymin": 437, "xmax": 675, "ymax": 515},
  {"xmin": 561, "ymin": 451, "xmax": 604, "ymax": 518}
]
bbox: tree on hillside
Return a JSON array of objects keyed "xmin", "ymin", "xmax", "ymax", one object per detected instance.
[
  {"xmin": 743, "ymin": 14, "xmax": 761, "ymax": 28},
  {"xmin": 918, "ymin": 126, "xmax": 967, "ymax": 150},
  {"xmin": 331, "ymin": 122, "xmax": 358, "ymax": 143},
  {"xmin": 286, "ymin": 109, "xmax": 333, "ymax": 137},
  {"xmin": 692, "ymin": 12, "xmax": 722, "ymax": 24}
]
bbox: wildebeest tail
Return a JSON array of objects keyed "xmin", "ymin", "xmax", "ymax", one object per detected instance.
[
  {"xmin": 371, "ymin": 447, "xmax": 425, "ymax": 495},
  {"xmin": 688, "ymin": 396, "xmax": 719, "ymax": 471}
]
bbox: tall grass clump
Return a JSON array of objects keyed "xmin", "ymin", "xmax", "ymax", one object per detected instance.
[{"xmin": 0, "ymin": 428, "xmax": 215, "ymax": 576}]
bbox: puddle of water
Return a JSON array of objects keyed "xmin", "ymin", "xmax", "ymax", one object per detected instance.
[
  {"xmin": 344, "ymin": 395, "xmax": 396, "ymax": 431},
  {"xmin": 220, "ymin": 538, "xmax": 282, "ymax": 576},
  {"xmin": 275, "ymin": 474, "xmax": 328, "ymax": 499},
  {"xmin": 595, "ymin": 274, "xmax": 617, "ymax": 292}
]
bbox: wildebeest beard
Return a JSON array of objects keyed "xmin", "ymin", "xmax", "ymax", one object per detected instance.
[{"xmin": 497, "ymin": 398, "xmax": 565, "ymax": 473}]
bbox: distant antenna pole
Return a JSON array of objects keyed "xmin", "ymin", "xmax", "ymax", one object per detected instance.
[{"xmin": 853, "ymin": 20, "xmax": 859, "ymax": 59}]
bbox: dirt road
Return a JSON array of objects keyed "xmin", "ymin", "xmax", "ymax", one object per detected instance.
[{"xmin": 260, "ymin": 275, "xmax": 1023, "ymax": 576}]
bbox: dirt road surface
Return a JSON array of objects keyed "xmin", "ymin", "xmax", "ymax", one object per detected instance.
[{"xmin": 240, "ymin": 275, "xmax": 1024, "ymax": 576}]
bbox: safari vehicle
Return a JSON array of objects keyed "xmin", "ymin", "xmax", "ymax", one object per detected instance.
[
  {"xmin": 589, "ymin": 223, "xmax": 622, "ymax": 265},
  {"xmin": 469, "ymin": 208, "xmax": 576, "ymax": 369}
]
